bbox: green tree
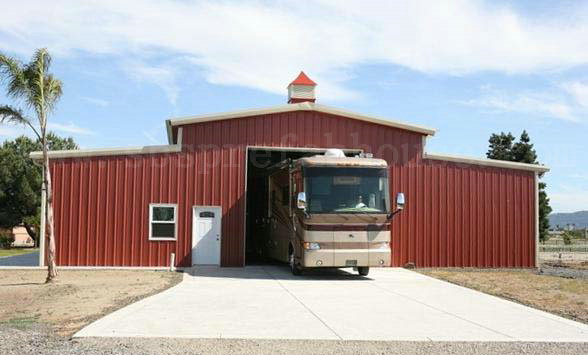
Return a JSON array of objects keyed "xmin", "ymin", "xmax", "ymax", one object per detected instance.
[
  {"xmin": 512, "ymin": 130, "xmax": 538, "ymax": 164},
  {"xmin": 537, "ymin": 182, "xmax": 552, "ymax": 242},
  {"xmin": 486, "ymin": 130, "xmax": 552, "ymax": 242},
  {"xmin": 487, "ymin": 132, "xmax": 515, "ymax": 161},
  {"xmin": 0, "ymin": 49, "xmax": 63, "ymax": 282},
  {"xmin": 0, "ymin": 134, "xmax": 77, "ymax": 246}
]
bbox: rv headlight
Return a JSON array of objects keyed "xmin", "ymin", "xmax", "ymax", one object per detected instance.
[{"xmin": 303, "ymin": 242, "xmax": 321, "ymax": 250}]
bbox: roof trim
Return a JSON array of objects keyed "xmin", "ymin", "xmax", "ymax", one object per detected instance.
[
  {"xmin": 30, "ymin": 144, "xmax": 182, "ymax": 160},
  {"xmin": 166, "ymin": 102, "xmax": 437, "ymax": 140},
  {"xmin": 423, "ymin": 152, "xmax": 550, "ymax": 173},
  {"xmin": 31, "ymin": 128, "xmax": 183, "ymax": 160},
  {"xmin": 247, "ymin": 145, "xmax": 363, "ymax": 153}
]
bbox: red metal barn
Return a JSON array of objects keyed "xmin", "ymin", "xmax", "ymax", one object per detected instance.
[{"xmin": 32, "ymin": 73, "xmax": 548, "ymax": 268}]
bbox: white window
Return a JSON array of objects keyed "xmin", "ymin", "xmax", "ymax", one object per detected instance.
[{"xmin": 149, "ymin": 203, "xmax": 177, "ymax": 241}]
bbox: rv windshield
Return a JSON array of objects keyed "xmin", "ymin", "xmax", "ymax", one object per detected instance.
[{"xmin": 305, "ymin": 167, "xmax": 390, "ymax": 214}]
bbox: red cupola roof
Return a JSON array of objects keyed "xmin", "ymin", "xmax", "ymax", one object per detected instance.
[
  {"xmin": 288, "ymin": 71, "xmax": 317, "ymax": 104},
  {"xmin": 289, "ymin": 71, "xmax": 316, "ymax": 86}
]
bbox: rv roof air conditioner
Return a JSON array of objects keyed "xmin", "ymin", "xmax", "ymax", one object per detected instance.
[{"xmin": 323, "ymin": 148, "xmax": 346, "ymax": 158}]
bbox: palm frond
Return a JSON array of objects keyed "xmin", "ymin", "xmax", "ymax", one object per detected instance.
[
  {"xmin": 23, "ymin": 49, "xmax": 55, "ymax": 115},
  {"xmin": 0, "ymin": 105, "xmax": 28, "ymax": 124},
  {"xmin": 1, "ymin": 48, "xmax": 59, "ymax": 134},
  {"xmin": 0, "ymin": 105, "xmax": 41, "ymax": 139},
  {"xmin": 32, "ymin": 48, "xmax": 51, "ymax": 74},
  {"xmin": 0, "ymin": 53, "xmax": 28, "ymax": 100},
  {"xmin": 43, "ymin": 74, "xmax": 63, "ymax": 112},
  {"xmin": 23, "ymin": 60, "xmax": 44, "ymax": 112}
]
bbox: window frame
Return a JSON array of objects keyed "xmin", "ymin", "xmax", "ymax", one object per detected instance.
[{"xmin": 148, "ymin": 203, "xmax": 178, "ymax": 241}]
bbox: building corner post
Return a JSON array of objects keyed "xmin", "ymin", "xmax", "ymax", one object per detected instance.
[
  {"xmin": 535, "ymin": 172, "xmax": 540, "ymax": 268},
  {"xmin": 39, "ymin": 170, "xmax": 46, "ymax": 267}
]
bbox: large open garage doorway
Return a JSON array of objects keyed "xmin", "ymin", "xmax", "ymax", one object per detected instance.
[{"xmin": 244, "ymin": 147, "xmax": 362, "ymax": 265}]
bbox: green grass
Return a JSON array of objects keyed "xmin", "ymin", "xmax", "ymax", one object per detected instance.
[
  {"xmin": 0, "ymin": 248, "xmax": 38, "ymax": 258},
  {"xmin": 0, "ymin": 317, "xmax": 38, "ymax": 330}
]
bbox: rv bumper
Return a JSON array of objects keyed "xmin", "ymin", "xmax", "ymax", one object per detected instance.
[
  {"xmin": 301, "ymin": 249, "xmax": 391, "ymax": 268},
  {"xmin": 368, "ymin": 249, "xmax": 392, "ymax": 267},
  {"xmin": 301, "ymin": 249, "xmax": 334, "ymax": 267}
]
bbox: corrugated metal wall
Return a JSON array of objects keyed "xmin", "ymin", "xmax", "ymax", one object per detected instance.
[
  {"xmin": 390, "ymin": 161, "xmax": 536, "ymax": 268},
  {"xmin": 51, "ymin": 154, "xmax": 188, "ymax": 266},
  {"xmin": 50, "ymin": 110, "xmax": 536, "ymax": 267}
]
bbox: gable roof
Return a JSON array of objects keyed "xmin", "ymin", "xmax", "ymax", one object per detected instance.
[
  {"xmin": 289, "ymin": 71, "xmax": 317, "ymax": 86},
  {"xmin": 165, "ymin": 101, "xmax": 437, "ymax": 144}
]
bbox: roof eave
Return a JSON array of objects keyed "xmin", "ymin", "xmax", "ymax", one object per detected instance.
[
  {"xmin": 167, "ymin": 102, "xmax": 437, "ymax": 136},
  {"xmin": 29, "ymin": 144, "xmax": 182, "ymax": 160},
  {"xmin": 423, "ymin": 152, "xmax": 550, "ymax": 173}
]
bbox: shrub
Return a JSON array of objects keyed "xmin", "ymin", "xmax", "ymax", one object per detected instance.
[
  {"xmin": 0, "ymin": 232, "xmax": 15, "ymax": 248},
  {"xmin": 562, "ymin": 232, "xmax": 572, "ymax": 245}
]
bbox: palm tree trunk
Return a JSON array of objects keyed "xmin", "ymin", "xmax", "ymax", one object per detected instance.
[{"xmin": 43, "ymin": 134, "xmax": 57, "ymax": 282}]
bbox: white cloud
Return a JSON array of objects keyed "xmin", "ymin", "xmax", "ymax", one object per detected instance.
[
  {"xmin": 0, "ymin": 125, "xmax": 33, "ymax": 140},
  {"xmin": 81, "ymin": 97, "xmax": 109, "ymax": 107},
  {"xmin": 123, "ymin": 61, "xmax": 180, "ymax": 105},
  {"xmin": 459, "ymin": 90, "xmax": 578, "ymax": 122},
  {"xmin": 49, "ymin": 121, "xmax": 94, "ymax": 135},
  {"xmin": 1, "ymin": 0, "xmax": 588, "ymax": 101},
  {"xmin": 550, "ymin": 187, "xmax": 588, "ymax": 213},
  {"xmin": 562, "ymin": 81, "xmax": 588, "ymax": 108}
]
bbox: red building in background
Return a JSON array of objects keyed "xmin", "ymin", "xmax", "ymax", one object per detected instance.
[{"xmin": 32, "ymin": 72, "xmax": 548, "ymax": 268}]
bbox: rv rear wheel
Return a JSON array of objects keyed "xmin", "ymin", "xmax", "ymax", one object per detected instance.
[
  {"xmin": 357, "ymin": 267, "xmax": 370, "ymax": 276},
  {"xmin": 289, "ymin": 250, "xmax": 303, "ymax": 276}
]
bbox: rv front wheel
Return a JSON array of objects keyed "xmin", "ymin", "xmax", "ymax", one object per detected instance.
[
  {"xmin": 289, "ymin": 250, "xmax": 303, "ymax": 276},
  {"xmin": 357, "ymin": 267, "xmax": 370, "ymax": 276}
]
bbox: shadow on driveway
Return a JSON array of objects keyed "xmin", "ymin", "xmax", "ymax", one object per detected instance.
[{"xmin": 186, "ymin": 264, "xmax": 374, "ymax": 281}]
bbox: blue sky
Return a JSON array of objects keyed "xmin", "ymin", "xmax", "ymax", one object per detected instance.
[{"xmin": 0, "ymin": 0, "xmax": 587, "ymax": 213}]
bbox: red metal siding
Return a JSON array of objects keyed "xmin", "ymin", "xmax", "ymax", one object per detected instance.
[{"xmin": 49, "ymin": 110, "xmax": 536, "ymax": 268}]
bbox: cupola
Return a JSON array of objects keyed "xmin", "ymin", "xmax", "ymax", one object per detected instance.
[{"xmin": 287, "ymin": 71, "xmax": 316, "ymax": 104}]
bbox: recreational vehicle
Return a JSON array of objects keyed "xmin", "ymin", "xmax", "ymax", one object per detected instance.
[{"xmin": 263, "ymin": 149, "xmax": 405, "ymax": 276}]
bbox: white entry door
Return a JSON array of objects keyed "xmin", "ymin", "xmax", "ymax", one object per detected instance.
[{"xmin": 192, "ymin": 206, "xmax": 222, "ymax": 265}]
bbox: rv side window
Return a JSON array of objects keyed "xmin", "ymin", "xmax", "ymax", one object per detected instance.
[{"xmin": 149, "ymin": 203, "xmax": 177, "ymax": 241}]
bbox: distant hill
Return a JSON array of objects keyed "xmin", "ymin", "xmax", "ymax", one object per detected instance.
[{"xmin": 549, "ymin": 211, "xmax": 588, "ymax": 229}]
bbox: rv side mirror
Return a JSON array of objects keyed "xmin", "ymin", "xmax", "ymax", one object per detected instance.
[
  {"xmin": 297, "ymin": 192, "xmax": 307, "ymax": 210},
  {"xmin": 396, "ymin": 192, "xmax": 405, "ymax": 210}
]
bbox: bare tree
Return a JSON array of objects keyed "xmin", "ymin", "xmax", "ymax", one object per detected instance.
[{"xmin": 0, "ymin": 49, "xmax": 62, "ymax": 282}]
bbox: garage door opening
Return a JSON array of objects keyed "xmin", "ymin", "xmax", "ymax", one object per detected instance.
[{"xmin": 244, "ymin": 147, "xmax": 361, "ymax": 265}]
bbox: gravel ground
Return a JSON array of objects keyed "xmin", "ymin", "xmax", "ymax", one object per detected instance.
[
  {"xmin": 0, "ymin": 269, "xmax": 183, "ymax": 335},
  {"xmin": 539, "ymin": 264, "xmax": 588, "ymax": 279},
  {"xmin": 1, "ymin": 325, "xmax": 587, "ymax": 355},
  {"xmin": 420, "ymin": 268, "xmax": 588, "ymax": 324}
]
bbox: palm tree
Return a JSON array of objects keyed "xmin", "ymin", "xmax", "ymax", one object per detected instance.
[{"xmin": 0, "ymin": 49, "xmax": 62, "ymax": 282}]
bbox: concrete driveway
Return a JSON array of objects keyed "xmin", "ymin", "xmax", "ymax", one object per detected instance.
[{"xmin": 75, "ymin": 266, "xmax": 588, "ymax": 342}]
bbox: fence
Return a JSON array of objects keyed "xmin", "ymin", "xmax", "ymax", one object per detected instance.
[{"xmin": 539, "ymin": 245, "xmax": 588, "ymax": 253}]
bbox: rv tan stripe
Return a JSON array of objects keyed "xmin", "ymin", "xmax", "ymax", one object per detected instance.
[
  {"xmin": 301, "ymin": 222, "xmax": 390, "ymax": 231},
  {"xmin": 312, "ymin": 242, "xmax": 389, "ymax": 250}
]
